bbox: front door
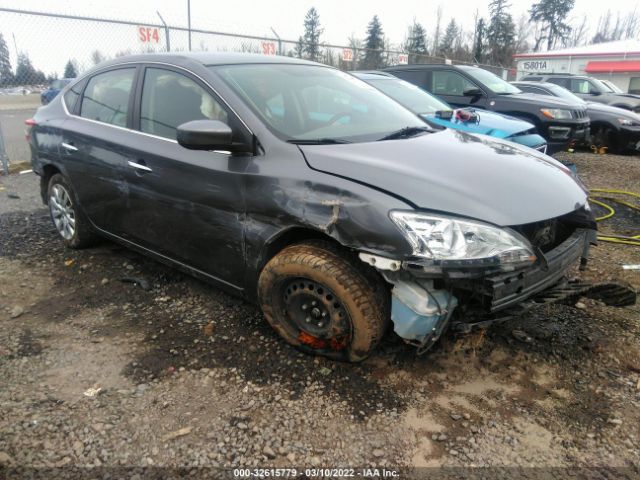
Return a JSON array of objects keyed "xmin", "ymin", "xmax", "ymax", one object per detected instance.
[
  {"xmin": 119, "ymin": 66, "xmax": 250, "ymax": 288},
  {"xmin": 431, "ymin": 70, "xmax": 487, "ymax": 109}
]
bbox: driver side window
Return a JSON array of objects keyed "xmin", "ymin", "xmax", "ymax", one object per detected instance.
[
  {"xmin": 432, "ymin": 71, "xmax": 477, "ymax": 96},
  {"xmin": 570, "ymin": 79, "xmax": 590, "ymax": 94},
  {"xmin": 140, "ymin": 68, "xmax": 228, "ymax": 140}
]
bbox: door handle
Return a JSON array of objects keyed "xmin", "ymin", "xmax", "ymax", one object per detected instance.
[
  {"xmin": 127, "ymin": 160, "xmax": 152, "ymax": 172},
  {"xmin": 61, "ymin": 142, "xmax": 78, "ymax": 152}
]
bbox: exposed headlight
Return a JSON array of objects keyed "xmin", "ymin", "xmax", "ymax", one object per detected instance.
[
  {"xmin": 541, "ymin": 108, "xmax": 573, "ymax": 119},
  {"xmin": 618, "ymin": 118, "xmax": 640, "ymax": 126},
  {"xmin": 390, "ymin": 211, "xmax": 536, "ymax": 267}
]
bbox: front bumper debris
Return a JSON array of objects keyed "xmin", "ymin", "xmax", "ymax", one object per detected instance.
[
  {"xmin": 359, "ymin": 227, "xmax": 632, "ymax": 354},
  {"xmin": 451, "ymin": 280, "xmax": 637, "ymax": 334}
]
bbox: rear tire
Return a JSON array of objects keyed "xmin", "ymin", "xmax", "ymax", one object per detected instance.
[
  {"xmin": 258, "ymin": 240, "xmax": 389, "ymax": 362},
  {"xmin": 47, "ymin": 173, "xmax": 97, "ymax": 249}
]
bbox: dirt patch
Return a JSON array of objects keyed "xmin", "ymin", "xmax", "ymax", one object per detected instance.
[{"xmin": 1, "ymin": 151, "xmax": 639, "ymax": 472}]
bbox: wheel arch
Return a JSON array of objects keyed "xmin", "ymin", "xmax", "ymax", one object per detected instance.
[{"xmin": 40, "ymin": 163, "xmax": 62, "ymax": 204}]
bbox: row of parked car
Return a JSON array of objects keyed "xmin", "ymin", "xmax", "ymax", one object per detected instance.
[
  {"xmin": 367, "ymin": 65, "xmax": 640, "ymax": 155},
  {"xmin": 25, "ymin": 53, "xmax": 620, "ymax": 360}
]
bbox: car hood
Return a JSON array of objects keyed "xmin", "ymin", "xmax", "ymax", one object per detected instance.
[
  {"xmin": 587, "ymin": 101, "xmax": 640, "ymax": 120},
  {"xmin": 499, "ymin": 92, "xmax": 584, "ymax": 109},
  {"xmin": 424, "ymin": 109, "xmax": 534, "ymax": 139},
  {"xmin": 300, "ymin": 129, "xmax": 587, "ymax": 227},
  {"xmin": 610, "ymin": 93, "xmax": 640, "ymax": 103}
]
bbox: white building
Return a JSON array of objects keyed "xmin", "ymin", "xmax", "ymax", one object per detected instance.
[{"xmin": 514, "ymin": 40, "xmax": 640, "ymax": 94}]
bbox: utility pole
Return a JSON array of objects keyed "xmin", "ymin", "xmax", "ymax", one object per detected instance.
[
  {"xmin": 156, "ymin": 11, "xmax": 170, "ymax": 52},
  {"xmin": 187, "ymin": 0, "xmax": 192, "ymax": 51},
  {"xmin": 12, "ymin": 33, "xmax": 18, "ymax": 58}
]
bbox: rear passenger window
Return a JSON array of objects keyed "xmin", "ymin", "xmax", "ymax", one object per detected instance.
[
  {"xmin": 140, "ymin": 68, "xmax": 228, "ymax": 140},
  {"xmin": 80, "ymin": 69, "xmax": 135, "ymax": 127},
  {"xmin": 63, "ymin": 80, "xmax": 85, "ymax": 114},
  {"xmin": 432, "ymin": 71, "xmax": 477, "ymax": 96}
]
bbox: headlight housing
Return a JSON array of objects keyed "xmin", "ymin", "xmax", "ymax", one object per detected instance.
[
  {"xmin": 618, "ymin": 117, "xmax": 640, "ymax": 127},
  {"xmin": 541, "ymin": 108, "xmax": 573, "ymax": 119},
  {"xmin": 390, "ymin": 211, "xmax": 536, "ymax": 268}
]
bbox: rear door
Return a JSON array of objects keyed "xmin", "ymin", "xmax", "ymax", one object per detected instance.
[
  {"xmin": 119, "ymin": 65, "xmax": 250, "ymax": 287},
  {"xmin": 60, "ymin": 67, "xmax": 137, "ymax": 234}
]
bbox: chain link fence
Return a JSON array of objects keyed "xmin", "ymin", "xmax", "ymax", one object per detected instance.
[{"xmin": 0, "ymin": 6, "xmax": 519, "ymax": 165}]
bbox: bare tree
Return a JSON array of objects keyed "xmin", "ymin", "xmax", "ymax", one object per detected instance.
[
  {"xmin": 514, "ymin": 13, "xmax": 533, "ymax": 53},
  {"xmin": 567, "ymin": 15, "xmax": 589, "ymax": 47}
]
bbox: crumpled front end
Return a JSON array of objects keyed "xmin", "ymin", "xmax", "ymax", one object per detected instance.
[{"xmin": 360, "ymin": 206, "xmax": 597, "ymax": 352}]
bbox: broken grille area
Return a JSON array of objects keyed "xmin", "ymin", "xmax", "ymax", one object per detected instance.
[{"xmin": 511, "ymin": 206, "xmax": 596, "ymax": 253}]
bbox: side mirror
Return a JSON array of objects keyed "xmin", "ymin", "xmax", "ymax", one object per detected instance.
[
  {"xmin": 177, "ymin": 120, "xmax": 234, "ymax": 151},
  {"xmin": 463, "ymin": 87, "xmax": 483, "ymax": 97},
  {"xmin": 589, "ymin": 90, "xmax": 602, "ymax": 96}
]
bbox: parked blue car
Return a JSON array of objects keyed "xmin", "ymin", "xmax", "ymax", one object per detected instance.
[
  {"xmin": 353, "ymin": 71, "xmax": 548, "ymax": 153},
  {"xmin": 41, "ymin": 78, "xmax": 74, "ymax": 105}
]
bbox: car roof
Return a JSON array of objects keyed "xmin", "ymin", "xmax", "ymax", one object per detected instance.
[
  {"xmin": 512, "ymin": 81, "xmax": 557, "ymax": 88},
  {"xmin": 351, "ymin": 70, "xmax": 397, "ymax": 80},
  {"xmin": 384, "ymin": 63, "xmax": 462, "ymax": 70},
  {"xmin": 524, "ymin": 73, "xmax": 587, "ymax": 78},
  {"xmin": 96, "ymin": 52, "xmax": 320, "ymax": 69}
]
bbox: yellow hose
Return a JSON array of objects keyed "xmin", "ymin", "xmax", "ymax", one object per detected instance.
[{"xmin": 589, "ymin": 189, "xmax": 640, "ymax": 246}]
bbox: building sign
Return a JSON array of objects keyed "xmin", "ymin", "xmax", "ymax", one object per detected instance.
[
  {"xmin": 397, "ymin": 54, "xmax": 409, "ymax": 65},
  {"xmin": 261, "ymin": 41, "xmax": 277, "ymax": 55},
  {"xmin": 523, "ymin": 60, "xmax": 548, "ymax": 71},
  {"xmin": 138, "ymin": 26, "xmax": 161, "ymax": 43},
  {"xmin": 342, "ymin": 49, "xmax": 354, "ymax": 62}
]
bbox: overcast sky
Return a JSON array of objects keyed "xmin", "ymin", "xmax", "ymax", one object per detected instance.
[{"xmin": 0, "ymin": 0, "xmax": 638, "ymax": 75}]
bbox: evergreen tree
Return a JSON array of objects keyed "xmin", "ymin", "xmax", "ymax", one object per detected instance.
[
  {"xmin": 404, "ymin": 20, "xmax": 428, "ymax": 63},
  {"xmin": 63, "ymin": 59, "xmax": 77, "ymax": 78},
  {"xmin": 439, "ymin": 19, "xmax": 459, "ymax": 58},
  {"xmin": 473, "ymin": 18, "xmax": 485, "ymax": 63},
  {"xmin": 15, "ymin": 53, "xmax": 36, "ymax": 85},
  {"xmin": 529, "ymin": 0, "xmax": 575, "ymax": 51},
  {"xmin": 0, "ymin": 33, "xmax": 13, "ymax": 86},
  {"xmin": 486, "ymin": 0, "xmax": 516, "ymax": 66},
  {"xmin": 302, "ymin": 7, "xmax": 323, "ymax": 61},
  {"xmin": 294, "ymin": 36, "xmax": 304, "ymax": 59},
  {"xmin": 361, "ymin": 15, "xmax": 385, "ymax": 69}
]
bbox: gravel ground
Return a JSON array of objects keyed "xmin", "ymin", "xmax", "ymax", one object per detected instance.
[{"xmin": 1, "ymin": 152, "xmax": 639, "ymax": 479}]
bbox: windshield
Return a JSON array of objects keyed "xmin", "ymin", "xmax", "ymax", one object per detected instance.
[
  {"xmin": 545, "ymin": 84, "xmax": 586, "ymax": 104},
  {"xmin": 212, "ymin": 64, "xmax": 425, "ymax": 143},
  {"xmin": 463, "ymin": 68, "xmax": 521, "ymax": 94},
  {"xmin": 589, "ymin": 78, "xmax": 612, "ymax": 93},
  {"xmin": 365, "ymin": 78, "xmax": 451, "ymax": 115},
  {"xmin": 602, "ymin": 80, "xmax": 623, "ymax": 93}
]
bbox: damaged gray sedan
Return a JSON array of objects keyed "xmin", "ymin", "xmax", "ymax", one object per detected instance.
[{"xmin": 29, "ymin": 53, "xmax": 599, "ymax": 361}]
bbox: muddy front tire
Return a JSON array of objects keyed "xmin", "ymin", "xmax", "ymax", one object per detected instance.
[
  {"xmin": 47, "ymin": 173, "xmax": 97, "ymax": 249},
  {"xmin": 258, "ymin": 241, "xmax": 389, "ymax": 362}
]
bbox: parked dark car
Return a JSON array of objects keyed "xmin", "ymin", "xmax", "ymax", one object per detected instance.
[
  {"xmin": 384, "ymin": 64, "xmax": 590, "ymax": 153},
  {"xmin": 513, "ymin": 81, "xmax": 640, "ymax": 153},
  {"xmin": 41, "ymin": 78, "xmax": 74, "ymax": 105},
  {"xmin": 27, "ymin": 53, "xmax": 596, "ymax": 361},
  {"xmin": 520, "ymin": 73, "xmax": 640, "ymax": 112},
  {"xmin": 353, "ymin": 71, "xmax": 547, "ymax": 152}
]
